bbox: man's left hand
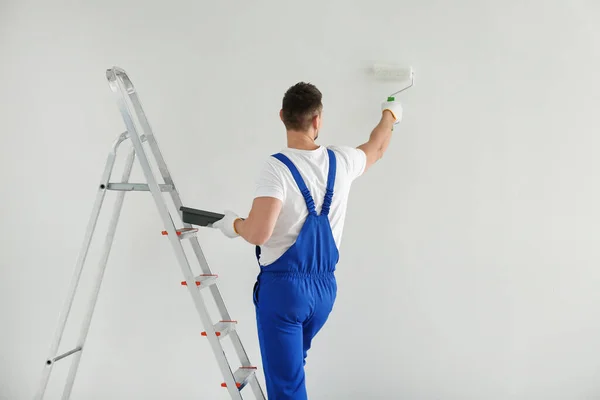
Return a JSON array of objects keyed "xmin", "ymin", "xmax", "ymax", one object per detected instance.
[{"xmin": 213, "ymin": 210, "xmax": 242, "ymax": 238}]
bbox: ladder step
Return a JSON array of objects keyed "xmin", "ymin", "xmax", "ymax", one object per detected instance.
[
  {"xmin": 161, "ymin": 227, "xmax": 198, "ymax": 239},
  {"xmin": 180, "ymin": 274, "xmax": 218, "ymax": 287},
  {"xmin": 201, "ymin": 320, "xmax": 237, "ymax": 339},
  {"xmin": 47, "ymin": 346, "xmax": 82, "ymax": 365},
  {"xmin": 105, "ymin": 183, "xmax": 173, "ymax": 192},
  {"xmin": 221, "ymin": 367, "xmax": 257, "ymax": 390}
]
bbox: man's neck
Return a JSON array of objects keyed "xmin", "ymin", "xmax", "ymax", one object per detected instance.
[{"xmin": 286, "ymin": 131, "xmax": 319, "ymax": 150}]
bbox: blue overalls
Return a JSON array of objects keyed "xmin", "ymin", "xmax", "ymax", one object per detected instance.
[{"xmin": 253, "ymin": 149, "xmax": 339, "ymax": 400}]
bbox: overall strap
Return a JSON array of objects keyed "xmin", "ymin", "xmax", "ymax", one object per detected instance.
[
  {"xmin": 321, "ymin": 149, "xmax": 337, "ymax": 216},
  {"xmin": 272, "ymin": 153, "xmax": 317, "ymax": 215}
]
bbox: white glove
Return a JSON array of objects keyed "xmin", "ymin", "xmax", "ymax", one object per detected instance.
[
  {"xmin": 381, "ymin": 99, "xmax": 403, "ymax": 124},
  {"xmin": 213, "ymin": 210, "xmax": 242, "ymax": 238}
]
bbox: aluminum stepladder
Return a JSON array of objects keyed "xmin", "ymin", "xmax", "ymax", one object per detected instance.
[{"xmin": 34, "ymin": 66, "xmax": 265, "ymax": 400}]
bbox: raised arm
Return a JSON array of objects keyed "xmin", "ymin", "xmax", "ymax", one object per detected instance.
[{"xmin": 357, "ymin": 100, "xmax": 403, "ymax": 172}]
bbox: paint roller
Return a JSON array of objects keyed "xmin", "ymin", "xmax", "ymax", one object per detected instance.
[{"xmin": 372, "ymin": 64, "xmax": 415, "ymax": 101}]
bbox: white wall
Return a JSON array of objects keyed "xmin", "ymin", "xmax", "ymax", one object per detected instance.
[{"xmin": 2, "ymin": 0, "xmax": 600, "ymax": 399}]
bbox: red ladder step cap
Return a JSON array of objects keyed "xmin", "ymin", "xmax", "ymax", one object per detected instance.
[
  {"xmin": 180, "ymin": 274, "xmax": 218, "ymax": 286},
  {"xmin": 161, "ymin": 228, "xmax": 198, "ymax": 236}
]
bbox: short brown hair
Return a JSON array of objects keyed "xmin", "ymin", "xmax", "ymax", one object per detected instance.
[{"xmin": 281, "ymin": 82, "xmax": 322, "ymax": 131}]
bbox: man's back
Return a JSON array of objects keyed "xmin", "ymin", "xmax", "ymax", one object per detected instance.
[{"xmin": 254, "ymin": 145, "xmax": 366, "ymax": 266}]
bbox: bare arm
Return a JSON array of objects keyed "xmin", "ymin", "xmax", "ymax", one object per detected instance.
[
  {"xmin": 357, "ymin": 111, "xmax": 396, "ymax": 172},
  {"xmin": 233, "ymin": 196, "xmax": 282, "ymax": 245}
]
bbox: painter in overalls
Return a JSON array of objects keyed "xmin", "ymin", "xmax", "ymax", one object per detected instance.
[{"xmin": 212, "ymin": 81, "xmax": 403, "ymax": 399}]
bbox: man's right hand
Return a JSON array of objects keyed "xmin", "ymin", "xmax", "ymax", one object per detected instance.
[{"xmin": 381, "ymin": 100, "xmax": 403, "ymax": 124}]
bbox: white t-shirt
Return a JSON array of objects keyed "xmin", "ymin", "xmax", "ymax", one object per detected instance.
[{"xmin": 254, "ymin": 145, "xmax": 367, "ymax": 266}]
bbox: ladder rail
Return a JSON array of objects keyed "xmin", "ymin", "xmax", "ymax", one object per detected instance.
[
  {"xmin": 109, "ymin": 69, "xmax": 247, "ymax": 329},
  {"xmin": 119, "ymin": 73, "xmax": 261, "ymax": 391},
  {"xmin": 34, "ymin": 131, "xmax": 129, "ymax": 400},
  {"xmin": 123, "ymin": 80, "xmax": 244, "ymax": 332},
  {"xmin": 249, "ymin": 374, "xmax": 265, "ymax": 399},
  {"xmin": 107, "ymin": 68, "xmax": 244, "ymax": 399},
  {"xmin": 153, "ymin": 133, "xmax": 265, "ymax": 395},
  {"xmin": 62, "ymin": 145, "xmax": 137, "ymax": 399},
  {"xmin": 121, "ymin": 71, "xmax": 266, "ymax": 399}
]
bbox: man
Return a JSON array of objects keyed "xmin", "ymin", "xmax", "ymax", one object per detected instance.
[{"xmin": 213, "ymin": 82, "xmax": 402, "ymax": 399}]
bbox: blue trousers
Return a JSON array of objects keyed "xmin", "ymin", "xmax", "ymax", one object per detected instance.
[{"xmin": 254, "ymin": 273, "xmax": 337, "ymax": 399}]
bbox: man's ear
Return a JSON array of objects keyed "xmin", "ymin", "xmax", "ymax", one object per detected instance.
[
  {"xmin": 279, "ymin": 109, "xmax": 284, "ymax": 122},
  {"xmin": 312, "ymin": 114, "xmax": 320, "ymax": 130}
]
